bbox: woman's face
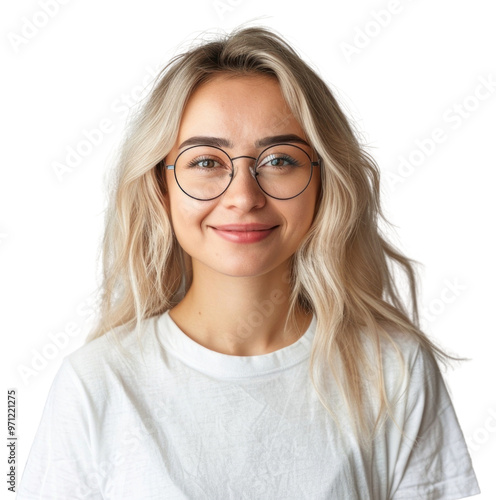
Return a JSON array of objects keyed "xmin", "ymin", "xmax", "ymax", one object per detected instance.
[{"xmin": 164, "ymin": 73, "xmax": 321, "ymax": 279}]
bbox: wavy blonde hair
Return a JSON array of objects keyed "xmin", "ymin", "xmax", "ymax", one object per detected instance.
[{"xmin": 88, "ymin": 26, "xmax": 458, "ymax": 445}]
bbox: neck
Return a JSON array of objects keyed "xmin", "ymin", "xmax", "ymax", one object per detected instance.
[{"xmin": 169, "ymin": 260, "xmax": 311, "ymax": 356}]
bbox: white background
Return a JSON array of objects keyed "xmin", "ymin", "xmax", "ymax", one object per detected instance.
[{"xmin": 1, "ymin": 0, "xmax": 495, "ymax": 497}]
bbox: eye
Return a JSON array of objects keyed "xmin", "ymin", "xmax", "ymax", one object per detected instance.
[
  {"xmin": 258, "ymin": 154, "xmax": 300, "ymax": 169},
  {"xmin": 197, "ymin": 159, "xmax": 216, "ymax": 169},
  {"xmin": 269, "ymin": 158, "xmax": 287, "ymax": 167},
  {"xmin": 186, "ymin": 156, "xmax": 227, "ymax": 170}
]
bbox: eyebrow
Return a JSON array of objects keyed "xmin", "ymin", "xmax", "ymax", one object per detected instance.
[{"xmin": 177, "ymin": 134, "xmax": 311, "ymax": 150}]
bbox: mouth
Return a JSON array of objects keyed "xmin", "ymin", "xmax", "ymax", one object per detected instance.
[
  {"xmin": 211, "ymin": 224, "xmax": 279, "ymax": 231},
  {"xmin": 210, "ymin": 224, "xmax": 279, "ymax": 243}
]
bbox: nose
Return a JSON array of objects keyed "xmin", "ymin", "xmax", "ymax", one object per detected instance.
[{"xmin": 221, "ymin": 155, "xmax": 266, "ymax": 209}]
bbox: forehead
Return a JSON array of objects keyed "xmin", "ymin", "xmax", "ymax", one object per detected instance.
[{"xmin": 176, "ymin": 73, "xmax": 307, "ymax": 149}]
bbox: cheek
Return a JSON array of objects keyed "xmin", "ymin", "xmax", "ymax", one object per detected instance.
[
  {"xmin": 284, "ymin": 198, "xmax": 318, "ymax": 243},
  {"xmin": 168, "ymin": 194, "xmax": 214, "ymax": 238},
  {"xmin": 294, "ymin": 191, "xmax": 318, "ymax": 223},
  {"xmin": 290, "ymin": 208, "xmax": 313, "ymax": 234}
]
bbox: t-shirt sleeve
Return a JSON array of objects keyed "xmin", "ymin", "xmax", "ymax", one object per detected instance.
[
  {"xmin": 390, "ymin": 343, "xmax": 481, "ymax": 500},
  {"xmin": 17, "ymin": 358, "xmax": 103, "ymax": 500}
]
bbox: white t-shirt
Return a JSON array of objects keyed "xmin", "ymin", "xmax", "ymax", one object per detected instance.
[{"xmin": 18, "ymin": 311, "xmax": 480, "ymax": 499}]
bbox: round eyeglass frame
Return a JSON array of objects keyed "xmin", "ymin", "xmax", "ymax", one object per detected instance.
[{"xmin": 164, "ymin": 143, "xmax": 321, "ymax": 201}]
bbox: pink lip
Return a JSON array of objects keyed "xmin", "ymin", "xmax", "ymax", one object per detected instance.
[
  {"xmin": 213, "ymin": 223, "xmax": 277, "ymax": 231},
  {"xmin": 210, "ymin": 224, "xmax": 278, "ymax": 243}
]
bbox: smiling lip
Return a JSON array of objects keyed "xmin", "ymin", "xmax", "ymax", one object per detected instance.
[
  {"xmin": 213, "ymin": 223, "xmax": 277, "ymax": 231},
  {"xmin": 210, "ymin": 224, "xmax": 278, "ymax": 243}
]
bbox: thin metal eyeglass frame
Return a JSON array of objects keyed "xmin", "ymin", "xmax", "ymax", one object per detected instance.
[{"xmin": 164, "ymin": 143, "xmax": 321, "ymax": 201}]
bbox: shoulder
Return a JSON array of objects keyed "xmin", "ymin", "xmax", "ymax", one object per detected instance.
[
  {"xmin": 358, "ymin": 324, "xmax": 447, "ymax": 411},
  {"xmin": 382, "ymin": 327, "xmax": 443, "ymax": 389},
  {"xmin": 361, "ymin": 324, "xmax": 434, "ymax": 378},
  {"xmin": 373, "ymin": 330, "xmax": 481, "ymax": 497},
  {"xmin": 60, "ymin": 314, "xmax": 163, "ymax": 395}
]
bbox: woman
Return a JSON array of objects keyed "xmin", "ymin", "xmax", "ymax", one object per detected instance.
[{"xmin": 18, "ymin": 26, "xmax": 480, "ymax": 499}]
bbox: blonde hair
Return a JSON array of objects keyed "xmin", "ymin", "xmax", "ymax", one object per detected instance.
[{"xmin": 88, "ymin": 26, "xmax": 458, "ymax": 446}]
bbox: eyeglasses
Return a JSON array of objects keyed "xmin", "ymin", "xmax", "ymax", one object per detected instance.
[{"xmin": 164, "ymin": 143, "xmax": 321, "ymax": 201}]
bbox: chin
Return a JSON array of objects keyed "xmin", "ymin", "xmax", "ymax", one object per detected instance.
[
  {"xmin": 208, "ymin": 260, "xmax": 277, "ymax": 279},
  {"xmin": 218, "ymin": 266, "xmax": 271, "ymax": 279}
]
